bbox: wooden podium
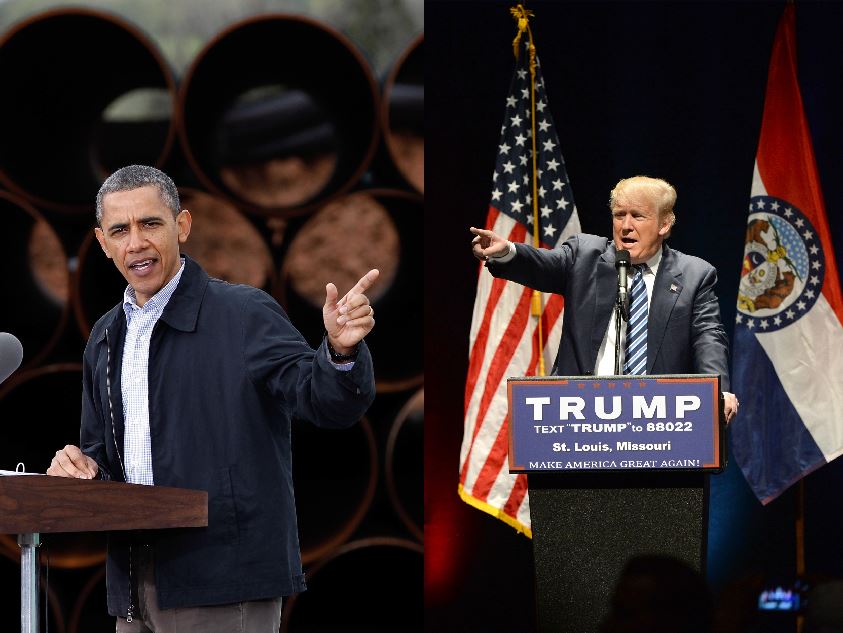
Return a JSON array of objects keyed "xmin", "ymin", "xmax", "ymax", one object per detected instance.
[{"xmin": 0, "ymin": 475, "xmax": 208, "ymax": 633}]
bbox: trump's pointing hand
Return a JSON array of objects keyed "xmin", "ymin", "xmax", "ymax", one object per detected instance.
[
  {"xmin": 470, "ymin": 226, "xmax": 510, "ymax": 261},
  {"xmin": 323, "ymin": 269, "xmax": 379, "ymax": 354}
]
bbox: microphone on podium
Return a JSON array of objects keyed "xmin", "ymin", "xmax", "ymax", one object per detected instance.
[
  {"xmin": 615, "ymin": 249, "xmax": 631, "ymax": 321},
  {"xmin": 0, "ymin": 332, "xmax": 23, "ymax": 384}
]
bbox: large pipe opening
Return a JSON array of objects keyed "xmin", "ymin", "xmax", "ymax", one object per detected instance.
[
  {"xmin": 383, "ymin": 35, "xmax": 424, "ymax": 193},
  {"xmin": 179, "ymin": 15, "xmax": 379, "ymax": 216},
  {"xmin": 0, "ymin": 9, "xmax": 176, "ymax": 212}
]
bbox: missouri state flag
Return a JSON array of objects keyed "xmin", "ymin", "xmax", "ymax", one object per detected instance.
[{"xmin": 731, "ymin": 4, "xmax": 843, "ymax": 504}]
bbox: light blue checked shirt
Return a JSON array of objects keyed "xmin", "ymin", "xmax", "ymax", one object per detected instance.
[{"xmin": 120, "ymin": 259, "xmax": 186, "ymax": 486}]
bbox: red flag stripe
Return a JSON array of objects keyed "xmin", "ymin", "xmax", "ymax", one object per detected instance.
[
  {"xmin": 499, "ymin": 293, "xmax": 566, "ymax": 496},
  {"xmin": 472, "ymin": 295, "xmax": 564, "ymax": 500},
  {"xmin": 462, "ymin": 274, "xmax": 512, "ymax": 415},
  {"xmin": 502, "ymin": 472, "xmax": 529, "ymax": 520},
  {"xmin": 755, "ymin": 4, "xmax": 843, "ymax": 323},
  {"xmin": 493, "ymin": 296, "xmax": 565, "ymax": 512},
  {"xmin": 470, "ymin": 413, "xmax": 512, "ymax": 500},
  {"xmin": 463, "ymin": 210, "xmax": 528, "ymax": 414},
  {"xmin": 460, "ymin": 284, "xmax": 534, "ymax": 485}
]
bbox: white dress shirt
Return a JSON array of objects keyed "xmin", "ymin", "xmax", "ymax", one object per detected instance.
[{"xmin": 594, "ymin": 250, "xmax": 662, "ymax": 376}]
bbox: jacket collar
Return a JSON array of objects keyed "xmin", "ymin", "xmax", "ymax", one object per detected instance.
[
  {"xmin": 94, "ymin": 254, "xmax": 209, "ymax": 343},
  {"xmin": 647, "ymin": 243, "xmax": 683, "ymax": 372},
  {"xmin": 157, "ymin": 255, "xmax": 209, "ymax": 333},
  {"xmin": 593, "ymin": 241, "xmax": 620, "ymax": 360}
]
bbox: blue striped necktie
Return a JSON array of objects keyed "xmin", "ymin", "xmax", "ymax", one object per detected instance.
[{"xmin": 623, "ymin": 265, "xmax": 648, "ymax": 375}]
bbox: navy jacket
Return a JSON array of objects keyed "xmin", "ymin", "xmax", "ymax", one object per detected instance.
[
  {"xmin": 487, "ymin": 234, "xmax": 731, "ymax": 390},
  {"xmin": 80, "ymin": 256, "xmax": 375, "ymax": 616}
]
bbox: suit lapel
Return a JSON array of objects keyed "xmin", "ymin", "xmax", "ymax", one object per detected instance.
[
  {"xmin": 647, "ymin": 245, "xmax": 683, "ymax": 373},
  {"xmin": 593, "ymin": 247, "xmax": 620, "ymax": 366}
]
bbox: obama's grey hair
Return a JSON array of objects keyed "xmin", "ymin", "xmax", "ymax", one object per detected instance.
[{"xmin": 95, "ymin": 165, "xmax": 180, "ymax": 226}]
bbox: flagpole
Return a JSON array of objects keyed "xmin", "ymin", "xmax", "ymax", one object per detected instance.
[
  {"xmin": 510, "ymin": 3, "xmax": 546, "ymax": 376},
  {"xmin": 792, "ymin": 0, "xmax": 806, "ymax": 615},
  {"xmin": 796, "ymin": 479, "xmax": 805, "ymax": 633}
]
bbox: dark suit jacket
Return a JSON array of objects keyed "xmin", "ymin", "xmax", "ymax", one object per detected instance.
[{"xmin": 486, "ymin": 234, "xmax": 730, "ymax": 390}]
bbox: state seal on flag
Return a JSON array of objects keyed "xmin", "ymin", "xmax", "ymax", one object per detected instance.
[{"xmin": 736, "ymin": 195, "xmax": 825, "ymax": 332}]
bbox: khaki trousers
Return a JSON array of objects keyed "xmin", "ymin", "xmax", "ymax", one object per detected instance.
[{"xmin": 115, "ymin": 546, "xmax": 283, "ymax": 633}]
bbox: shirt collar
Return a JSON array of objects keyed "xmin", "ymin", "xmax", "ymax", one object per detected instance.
[
  {"xmin": 642, "ymin": 248, "xmax": 663, "ymax": 276},
  {"xmin": 123, "ymin": 257, "xmax": 186, "ymax": 320}
]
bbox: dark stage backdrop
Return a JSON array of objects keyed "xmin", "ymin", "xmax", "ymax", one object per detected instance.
[{"xmin": 426, "ymin": 2, "xmax": 843, "ymax": 631}]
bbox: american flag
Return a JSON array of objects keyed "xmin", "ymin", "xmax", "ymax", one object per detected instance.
[{"xmin": 458, "ymin": 40, "xmax": 580, "ymax": 534}]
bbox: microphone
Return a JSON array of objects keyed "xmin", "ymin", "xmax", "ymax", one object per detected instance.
[
  {"xmin": 0, "ymin": 333, "xmax": 24, "ymax": 384},
  {"xmin": 616, "ymin": 249, "xmax": 630, "ymax": 321}
]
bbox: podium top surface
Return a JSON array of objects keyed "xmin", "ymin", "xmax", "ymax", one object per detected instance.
[{"xmin": 0, "ymin": 474, "xmax": 208, "ymax": 535}]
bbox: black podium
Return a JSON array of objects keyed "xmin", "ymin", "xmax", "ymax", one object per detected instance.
[{"xmin": 507, "ymin": 375, "xmax": 724, "ymax": 632}]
